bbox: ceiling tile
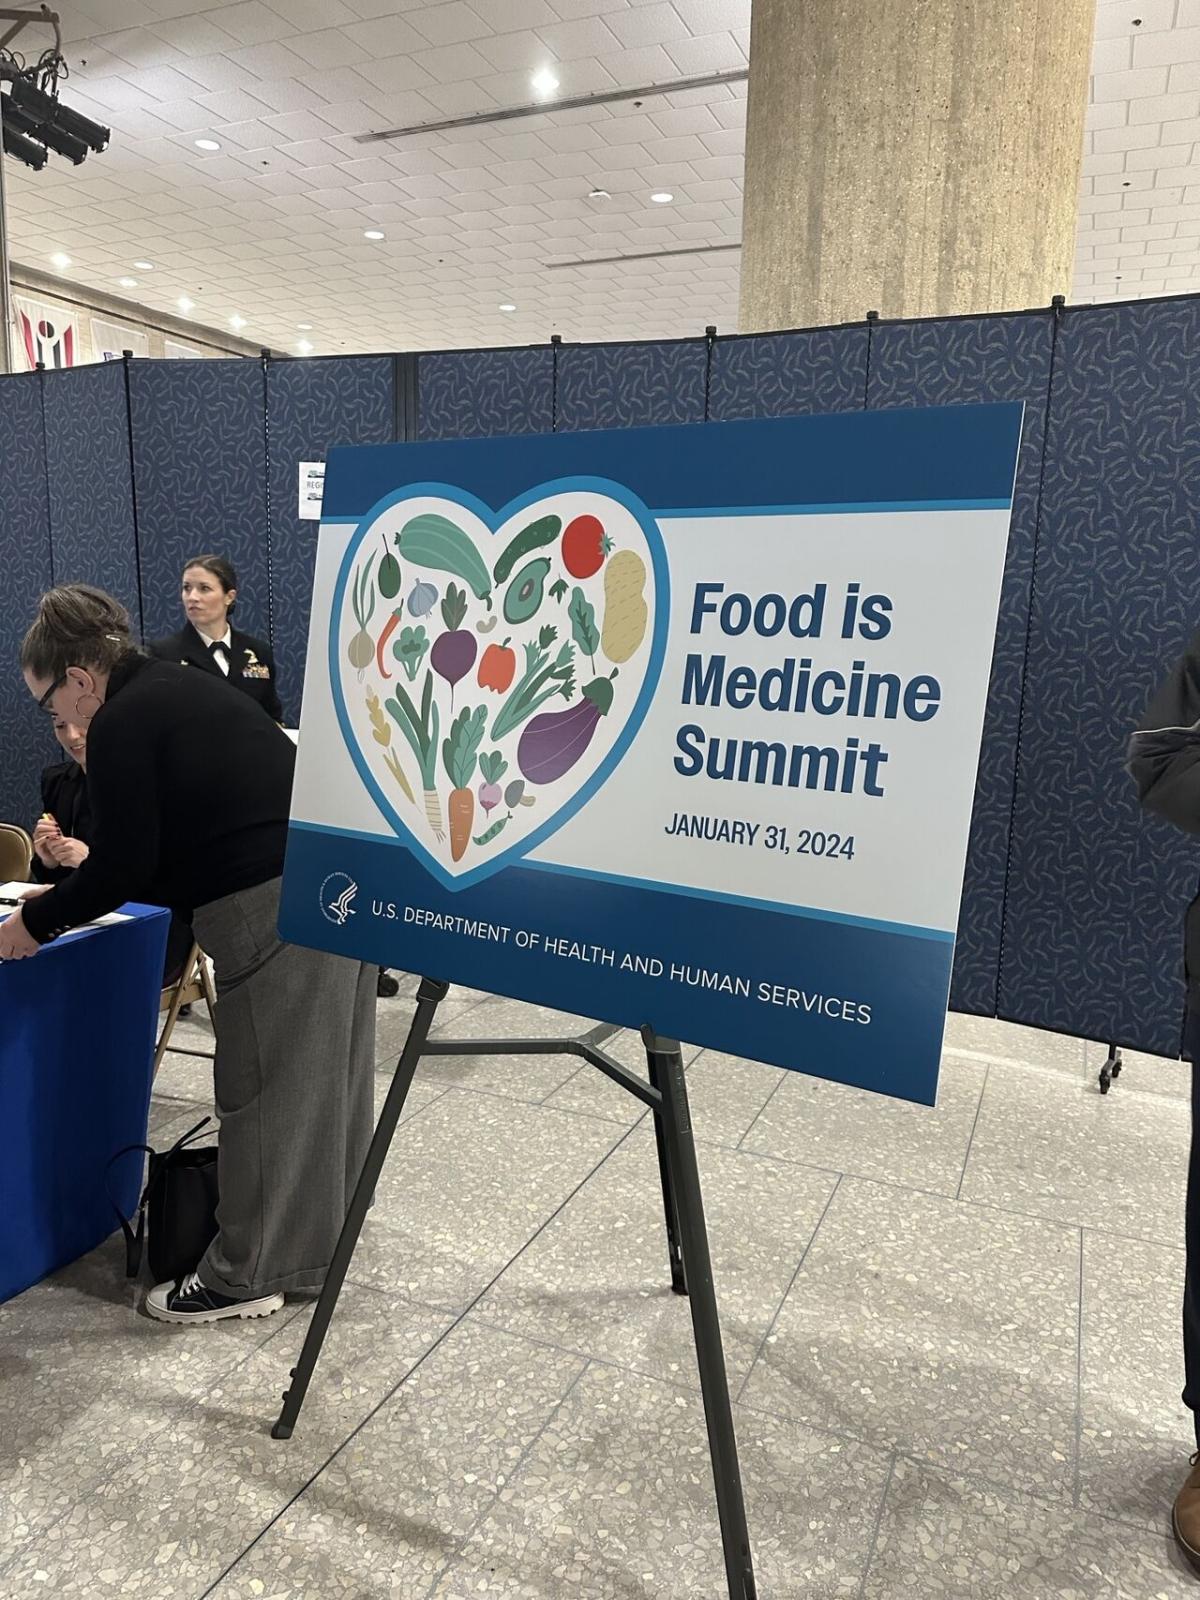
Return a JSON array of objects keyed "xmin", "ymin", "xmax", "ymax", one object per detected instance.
[{"xmin": 408, "ymin": 2, "xmax": 493, "ymax": 45}]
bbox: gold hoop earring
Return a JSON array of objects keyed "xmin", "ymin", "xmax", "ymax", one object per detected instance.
[{"xmin": 75, "ymin": 693, "xmax": 102, "ymax": 722}]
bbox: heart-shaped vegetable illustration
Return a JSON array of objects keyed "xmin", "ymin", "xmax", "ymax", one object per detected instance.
[{"xmin": 333, "ymin": 487, "xmax": 662, "ymax": 887}]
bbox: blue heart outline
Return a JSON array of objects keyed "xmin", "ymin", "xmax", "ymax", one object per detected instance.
[{"xmin": 327, "ymin": 475, "xmax": 671, "ymax": 892}]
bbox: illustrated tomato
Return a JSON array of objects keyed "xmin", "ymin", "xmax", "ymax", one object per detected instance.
[
  {"xmin": 477, "ymin": 639, "xmax": 516, "ymax": 693},
  {"xmin": 561, "ymin": 515, "xmax": 610, "ymax": 579}
]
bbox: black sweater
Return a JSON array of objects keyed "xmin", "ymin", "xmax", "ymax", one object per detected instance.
[{"xmin": 23, "ymin": 653, "xmax": 296, "ymax": 945}]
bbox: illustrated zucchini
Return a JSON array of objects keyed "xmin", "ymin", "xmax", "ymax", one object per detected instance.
[
  {"xmin": 493, "ymin": 515, "xmax": 561, "ymax": 585},
  {"xmin": 398, "ymin": 514, "xmax": 492, "ymax": 605}
]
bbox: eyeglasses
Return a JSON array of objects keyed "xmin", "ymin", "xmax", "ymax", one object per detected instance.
[{"xmin": 36, "ymin": 674, "xmax": 66, "ymax": 715}]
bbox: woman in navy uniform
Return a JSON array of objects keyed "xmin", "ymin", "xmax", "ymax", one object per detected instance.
[{"xmin": 148, "ymin": 554, "xmax": 283, "ymax": 724}]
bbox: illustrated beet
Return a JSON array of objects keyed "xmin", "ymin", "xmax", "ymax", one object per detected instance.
[{"xmin": 431, "ymin": 583, "xmax": 476, "ymax": 705}]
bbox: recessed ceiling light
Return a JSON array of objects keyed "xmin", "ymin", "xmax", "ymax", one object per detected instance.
[
  {"xmin": 229, "ymin": 314, "xmax": 247, "ymax": 330},
  {"xmin": 531, "ymin": 66, "xmax": 559, "ymax": 98},
  {"xmin": 194, "ymin": 137, "xmax": 220, "ymax": 151},
  {"xmin": 650, "ymin": 191, "xmax": 674, "ymax": 204},
  {"xmin": 499, "ymin": 302, "xmax": 517, "ymax": 312},
  {"xmin": 50, "ymin": 252, "xmax": 70, "ymax": 269},
  {"xmin": 297, "ymin": 322, "xmax": 313, "ymax": 330},
  {"xmin": 177, "ymin": 295, "xmax": 194, "ymax": 313},
  {"xmin": 133, "ymin": 260, "xmax": 153, "ymax": 270},
  {"xmin": 588, "ymin": 188, "xmax": 610, "ymax": 199},
  {"xmin": 363, "ymin": 229, "xmax": 385, "ymax": 240},
  {"xmin": 118, "ymin": 277, "xmax": 138, "ymax": 288},
  {"xmin": 297, "ymin": 339, "xmax": 313, "ymax": 355}
]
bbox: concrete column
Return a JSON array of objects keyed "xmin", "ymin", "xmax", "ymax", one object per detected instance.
[{"xmin": 739, "ymin": 0, "xmax": 1095, "ymax": 331}]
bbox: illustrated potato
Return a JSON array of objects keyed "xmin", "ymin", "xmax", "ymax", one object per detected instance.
[{"xmin": 601, "ymin": 549, "xmax": 648, "ymax": 664}]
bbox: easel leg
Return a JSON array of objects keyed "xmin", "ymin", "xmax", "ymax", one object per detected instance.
[
  {"xmin": 273, "ymin": 976, "xmax": 449, "ymax": 1440},
  {"xmin": 645, "ymin": 1030, "xmax": 757, "ymax": 1600},
  {"xmin": 645, "ymin": 1050, "xmax": 687, "ymax": 1295}
]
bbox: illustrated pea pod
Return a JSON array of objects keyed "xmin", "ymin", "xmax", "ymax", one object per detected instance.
[{"xmin": 398, "ymin": 514, "xmax": 492, "ymax": 608}]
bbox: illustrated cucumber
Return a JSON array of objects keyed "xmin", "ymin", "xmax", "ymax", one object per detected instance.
[
  {"xmin": 398, "ymin": 514, "xmax": 492, "ymax": 605},
  {"xmin": 493, "ymin": 515, "xmax": 561, "ymax": 585}
]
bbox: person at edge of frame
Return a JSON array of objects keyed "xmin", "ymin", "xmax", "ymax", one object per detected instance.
[
  {"xmin": 0, "ymin": 584, "xmax": 376, "ymax": 1327},
  {"xmin": 1129, "ymin": 626, "xmax": 1200, "ymax": 1579},
  {"xmin": 31, "ymin": 710, "xmax": 193, "ymax": 985},
  {"xmin": 147, "ymin": 553, "xmax": 400, "ymax": 1000}
]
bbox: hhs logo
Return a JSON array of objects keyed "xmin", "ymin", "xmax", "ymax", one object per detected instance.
[{"xmin": 319, "ymin": 872, "xmax": 358, "ymax": 927}]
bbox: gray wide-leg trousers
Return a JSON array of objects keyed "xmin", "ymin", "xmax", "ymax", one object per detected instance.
[{"xmin": 190, "ymin": 877, "xmax": 375, "ymax": 1298}]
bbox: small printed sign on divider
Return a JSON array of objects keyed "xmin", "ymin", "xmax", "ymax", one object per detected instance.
[{"xmin": 279, "ymin": 406, "xmax": 1021, "ymax": 1105}]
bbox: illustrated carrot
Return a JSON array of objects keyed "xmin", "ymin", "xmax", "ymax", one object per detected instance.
[
  {"xmin": 447, "ymin": 788, "xmax": 474, "ymax": 862},
  {"xmin": 375, "ymin": 606, "xmax": 404, "ymax": 679},
  {"xmin": 443, "ymin": 703, "xmax": 487, "ymax": 862}
]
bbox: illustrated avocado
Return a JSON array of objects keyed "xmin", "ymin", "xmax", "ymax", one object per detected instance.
[{"xmin": 504, "ymin": 556, "xmax": 552, "ymax": 624}]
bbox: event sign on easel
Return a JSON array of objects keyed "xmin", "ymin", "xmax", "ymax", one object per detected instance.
[
  {"xmin": 282, "ymin": 404, "xmax": 1021, "ymax": 1106},
  {"xmin": 274, "ymin": 404, "xmax": 1020, "ymax": 1598}
]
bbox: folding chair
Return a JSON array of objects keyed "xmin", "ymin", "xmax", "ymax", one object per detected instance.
[
  {"xmin": 0, "ymin": 823, "xmax": 33, "ymax": 882},
  {"xmin": 153, "ymin": 943, "xmax": 217, "ymax": 1076}
]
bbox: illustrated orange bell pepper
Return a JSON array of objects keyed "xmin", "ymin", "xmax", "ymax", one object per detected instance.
[{"xmin": 477, "ymin": 639, "xmax": 516, "ymax": 693}]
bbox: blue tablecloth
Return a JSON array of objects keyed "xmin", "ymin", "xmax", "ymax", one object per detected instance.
[{"xmin": 0, "ymin": 904, "xmax": 170, "ymax": 1302}]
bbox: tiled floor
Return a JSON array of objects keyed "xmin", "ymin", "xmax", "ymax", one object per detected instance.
[{"xmin": 1, "ymin": 993, "xmax": 1195, "ymax": 1597}]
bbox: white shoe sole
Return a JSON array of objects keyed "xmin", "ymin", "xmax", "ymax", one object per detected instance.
[{"xmin": 145, "ymin": 1293, "xmax": 284, "ymax": 1325}]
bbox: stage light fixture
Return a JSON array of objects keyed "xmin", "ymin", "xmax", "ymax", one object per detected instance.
[
  {"xmin": 1, "ymin": 112, "xmax": 45, "ymax": 170},
  {"xmin": 8, "ymin": 75, "xmax": 109, "ymax": 154}
]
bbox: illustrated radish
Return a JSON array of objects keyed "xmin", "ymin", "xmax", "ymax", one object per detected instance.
[
  {"xmin": 478, "ymin": 750, "xmax": 507, "ymax": 815},
  {"xmin": 517, "ymin": 672, "xmax": 615, "ymax": 784},
  {"xmin": 430, "ymin": 583, "xmax": 477, "ymax": 707}
]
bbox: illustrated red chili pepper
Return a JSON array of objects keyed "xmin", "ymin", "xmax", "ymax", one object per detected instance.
[{"xmin": 376, "ymin": 608, "xmax": 403, "ymax": 679}]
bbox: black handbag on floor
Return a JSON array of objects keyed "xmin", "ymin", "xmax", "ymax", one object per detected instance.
[{"xmin": 108, "ymin": 1116, "xmax": 219, "ymax": 1283}]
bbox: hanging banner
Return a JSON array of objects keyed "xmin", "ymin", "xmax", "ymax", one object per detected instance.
[
  {"xmin": 279, "ymin": 406, "xmax": 1021, "ymax": 1105},
  {"xmin": 90, "ymin": 317, "xmax": 149, "ymax": 362},
  {"xmin": 13, "ymin": 295, "xmax": 79, "ymax": 370}
]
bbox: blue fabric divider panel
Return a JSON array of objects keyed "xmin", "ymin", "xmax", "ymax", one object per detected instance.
[
  {"xmin": 556, "ymin": 338, "xmax": 707, "ymax": 430},
  {"xmin": 266, "ymin": 357, "xmax": 394, "ymax": 724},
  {"xmin": 417, "ymin": 346, "xmax": 554, "ymax": 440},
  {"xmin": 1001, "ymin": 298, "xmax": 1200, "ymax": 1057},
  {"xmin": 708, "ymin": 326, "xmax": 869, "ymax": 419},
  {"xmin": 42, "ymin": 361, "xmax": 138, "ymax": 624},
  {"xmin": 867, "ymin": 312, "xmax": 1054, "ymax": 1018},
  {"xmin": 129, "ymin": 360, "xmax": 269, "ymax": 645},
  {"xmin": 0, "ymin": 373, "xmax": 53, "ymax": 833}
]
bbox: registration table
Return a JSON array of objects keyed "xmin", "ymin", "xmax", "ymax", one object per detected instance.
[{"xmin": 0, "ymin": 890, "xmax": 169, "ymax": 1302}]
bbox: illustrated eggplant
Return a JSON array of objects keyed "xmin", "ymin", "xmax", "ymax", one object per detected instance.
[{"xmin": 517, "ymin": 673, "xmax": 615, "ymax": 785}]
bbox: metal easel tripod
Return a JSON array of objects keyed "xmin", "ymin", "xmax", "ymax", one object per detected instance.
[{"xmin": 271, "ymin": 976, "xmax": 757, "ymax": 1600}]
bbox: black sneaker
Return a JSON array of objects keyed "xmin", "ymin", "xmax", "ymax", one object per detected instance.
[{"xmin": 145, "ymin": 1270, "xmax": 284, "ymax": 1324}]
